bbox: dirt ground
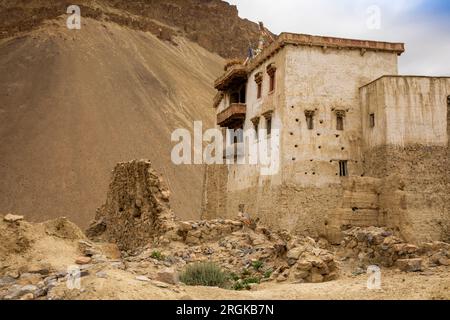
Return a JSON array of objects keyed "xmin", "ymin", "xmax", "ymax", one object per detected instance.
[
  {"xmin": 51, "ymin": 265, "xmax": 450, "ymax": 300},
  {"xmin": 1, "ymin": 215, "xmax": 449, "ymax": 301}
]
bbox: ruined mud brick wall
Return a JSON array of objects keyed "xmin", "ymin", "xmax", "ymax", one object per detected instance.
[{"xmin": 86, "ymin": 160, "xmax": 176, "ymax": 251}]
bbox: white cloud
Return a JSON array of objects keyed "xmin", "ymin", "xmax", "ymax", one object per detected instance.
[{"xmin": 227, "ymin": 0, "xmax": 450, "ymax": 75}]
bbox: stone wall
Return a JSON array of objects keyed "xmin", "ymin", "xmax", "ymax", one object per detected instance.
[
  {"xmin": 205, "ymin": 181, "xmax": 343, "ymax": 238},
  {"xmin": 364, "ymin": 145, "xmax": 450, "ymax": 243},
  {"xmin": 201, "ymin": 165, "xmax": 229, "ymax": 220}
]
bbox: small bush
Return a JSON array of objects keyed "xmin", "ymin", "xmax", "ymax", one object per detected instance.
[
  {"xmin": 150, "ymin": 250, "xmax": 165, "ymax": 261},
  {"xmin": 243, "ymin": 277, "xmax": 260, "ymax": 285},
  {"xmin": 252, "ymin": 260, "xmax": 264, "ymax": 271},
  {"xmin": 232, "ymin": 281, "xmax": 246, "ymax": 291},
  {"xmin": 180, "ymin": 262, "xmax": 227, "ymax": 287},
  {"xmin": 229, "ymin": 272, "xmax": 240, "ymax": 282},
  {"xmin": 242, "ymin": 268, "xmax": 251, "ymax": 276},
  {"xmin": 232, "ymin": 277, "xmax": 261, "ymax": 291},
  {"xmin": 263, "ymin": 269, "xmax": 273, "ymax": 279}
]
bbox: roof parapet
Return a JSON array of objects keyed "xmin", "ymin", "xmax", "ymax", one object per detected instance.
[
  {"xmin": 247, "ymin": 33, "xmax": 405, "ymax": 72},
  {"xmin": 214, "ymin": 32, "xmax": 405, "ymax": 91}
]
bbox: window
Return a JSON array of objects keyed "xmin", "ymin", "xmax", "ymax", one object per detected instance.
[
  {"xmin": 336, "ymin": 116, "xmax": 344, "ymax": 130},
  {"xmin": 266, "ymin": 64, "xmax": 276, "ymax": 93},
  {"xmin": 230, "ymin": 92, "xmax": 239, "ymax": 104},
  {"xmin": 251, "ymin": 117, "xmax": 260, "ymax": 137},
  {"xmin": 269, "ymin": 72, "xmax": 276, "ymax": 92},
  {"xmin": 266, "ymin": 117, "xmax": 272, "ymax": 136},
  {"xmin": 369, "ymin": 113, "xmax": 375, "ymax": 128},
  {"xmin": 336, "ymin": 110, "xmax": 345, "ymax": 131},
  {"xmin": 339, "ymin": 160, "xmax": 348, "ymax": 177},
  {"xmin": 239, "ymin": 86, "xmax": 246, "ymax": 103},
  {"xmin": 254, "ymin": 72, "xmax": 263, "ymax": 99},
  {"xmin": 305, "ymin": 110, "xmax": 315, "ymax": 130}
]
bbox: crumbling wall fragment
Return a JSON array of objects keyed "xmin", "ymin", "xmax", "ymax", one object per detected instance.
[{"xmin": 86, "ymin": 160, "xmax": 177, "ymax": 252}]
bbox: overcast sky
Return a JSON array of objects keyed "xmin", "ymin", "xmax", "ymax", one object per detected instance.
[{"xmin": 226, "ymin": 0, "xmax": 450, "ymax": 75}]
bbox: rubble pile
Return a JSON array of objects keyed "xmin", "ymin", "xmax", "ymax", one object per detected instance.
[
  {"xmin": 338, "ymin": 226, "xmax": 450, "ymax": 272},
  {"xmin": 125, "ymin": 220, "xmax": 338, "ymax": 285},
  {"xmin": 85, "ymin": 160, "xmax": 339, "ymax": 284}
]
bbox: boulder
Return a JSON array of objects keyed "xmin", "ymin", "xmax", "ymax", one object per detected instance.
[
  {"xmin": 286, "ymin": 247, "xmax": 304, "ymax": 261},
  {"xmin": 396, "ymin": 258, "xmax": 423, "ymax": 272},
  {"xmin": 3, "ymin": 214, "xmax": 24, "ymax": 223},
  {"xmin": 156, "ymin": 268, "xmax": 178, "ymax": 285},
  {"xmin": 75, "ymin": 256, "xmax": 92, "ymax": 265}
]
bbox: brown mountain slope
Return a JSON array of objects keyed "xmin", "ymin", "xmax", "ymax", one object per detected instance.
[
  {"xmin": 0, "ymin": 16, "xmax": 224, "ymax": 227},
  {"xmin": 0, "ymin": 0, "xmax": 261, "ymax": 58}
]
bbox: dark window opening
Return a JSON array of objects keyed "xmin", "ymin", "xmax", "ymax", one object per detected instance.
[
  {"xmin": 305, "ymin": 111, "xmax": 314, "ymax": 130},
  {"xmin": 230, "ymin": 85, "xmax": 246, "ymax": 104},
  {"xmin": 266, "ymin": 64, "xmax": 276, "ymax": 93},
  {"xmin": 369, "ymin": 113, "xmax": 375, "ymax": 128},
  {"xmin": 257, "ymin": 82, "xmax": 262, "ymax": 99},
  {"xmin": 230, "ymin": 92, "xmax": 239, "ymax": 104},
  {"xmin": 339, "ymin": 160, "xmax": 348, "ymax": 177},
  {"xmin": 337, "ymin": 115, "xmax": 344, "ymax": 131},
  {"xmin": 269, "ymin": 72, "xmax": 276, "ymax": 92},
  {"xmin": 239, "ymin": 86, "xmax": 246, "ymax": 103},
  {"xmin": 266, "ymin": 117, "xmax": 272, "ymax": 136},
  {"xmin": 251, "ymin": 117, "xmax": 260, "ymax": 138}
]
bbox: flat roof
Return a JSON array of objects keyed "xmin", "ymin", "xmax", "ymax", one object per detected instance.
[
  {"xmin": 246, "ymin": 32, "xmax": 405, "ymax": 73},
  {"xmin": 360, "ymin": 75, "xmax": 450, "ymax": 89}
]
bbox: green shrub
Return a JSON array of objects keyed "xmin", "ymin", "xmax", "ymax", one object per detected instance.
[
  {"xmin": 242, "ymin": 277, "xmax": 260, "ymax": 285},
  {"xmin": 232, "ymin": 281, "xmax": 246, "ymax": 291},
  {"xmin": 180, "ymin": 262, "xmax": 228, "ymax": 287},
  {"xmin": 150, "ymin": 250, "xmax": 165, "ymax": 261},
  {"xmin": 242, "ymin": 268, "xmax": 251, "ymax": 276},
  {"xmin": 232, "ymin": 277, "xmax": 261, "ymax": 291},
  {"xmin": 263, "ymin": 269, "xmax": 273, "ymax": 279},
  {"xmin": 252, "ymin": 260, "xmax": 264, "ymax": 271},
  {"xmin": 229, "ymin": 272, "xmax": 240, "ymax": 282}
]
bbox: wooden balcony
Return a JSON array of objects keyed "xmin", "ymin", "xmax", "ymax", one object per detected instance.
[
  {"xmin": 217, "ymin": 103, "xmax": 246, "ymax": 128},
  {"xmin": 214, "ymin": 64, "xmax": 248, "ymax": 91}
]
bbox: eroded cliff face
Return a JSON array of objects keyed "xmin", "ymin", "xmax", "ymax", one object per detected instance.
[{"xmin": 0, "ymin": 0, "xmax": 261, "ymax": 58}]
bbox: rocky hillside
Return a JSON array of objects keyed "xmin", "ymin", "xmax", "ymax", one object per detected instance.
[
  {"xmin": 0, "ymin": 0, "xmax": 261, "ymax": 227},
  {"xmin": 0, "ymin": 0, "xmax": 261, "ymax": 58}
]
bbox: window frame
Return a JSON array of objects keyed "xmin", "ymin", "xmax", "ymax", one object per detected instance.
[
  {"xmin": 266, "ymin": 117, "xmax": 272, "ymax": 136},
  {"xmin": 339, "ymin": 160, "xmax": 348, "ymax": 177},
  {"xmin": 257, "ymin": 82, "xmax": 262, "ymax": 99},
  {"xmin": 269, "ymin": 72, "xmax": 276, "ymax": 92},
  {"xmin": 369, "ymin": 113, "xmax": 375, "ymax": 128},
  {"xmin": 305, "ymin": 110, "xmax": 315, "ymax": 130}
]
